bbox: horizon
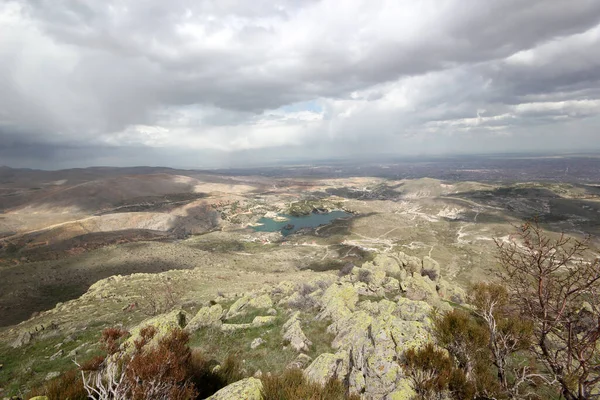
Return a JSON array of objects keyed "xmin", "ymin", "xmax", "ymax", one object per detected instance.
[{"xmin": 2, "ymin": 150, "xmax": 600, "ymax": 172}]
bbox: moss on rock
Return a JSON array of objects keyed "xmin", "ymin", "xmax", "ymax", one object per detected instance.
[{"xmin": 207, "ymin": 377, "xmax": 263, "ymax": 400}]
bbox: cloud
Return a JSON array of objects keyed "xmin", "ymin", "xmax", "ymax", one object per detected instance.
[{"xmin": 1, "ymin": 0, "xmax": 600, "ymax": 168}]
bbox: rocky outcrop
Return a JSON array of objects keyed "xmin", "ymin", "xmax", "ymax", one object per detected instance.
[
  {"xmin": 226, "ymin": 294, "xmax": 273, "ymax": 319},
  {"xmin": 287, "ymin": 353, "xmax": 312, "ymax": 369},
  {"xmin": 220, "ymin": 316, "xmax": 276, "ymax": 332},
  {"xmin": 206, "ymin": 377, "xmax": 263, "ymax": 400},
  {"xmin": 11, "ymin": 331, "xmax": 32, "ymax": 348},
  {"xmin": 304, "ymin": 352, "xmax": 349, "ymax": 385},
  {"xmin": 400, "ymin": 273, "xmax": 438, "ymax": 301},
  {"xmin": 125, "ymin": 309, "xmax": 187, "ymax": 349},
  {"xmin": 421, "ymin": 256, "xmax": 441, "ymax": 282},
  {"xmin": 299, "ymin": 252, "xmax": 453, "ymax": 399},
  {"xmin": 251, "ymin": 337, "xmax": 265, "ymax": 349},
  {"xmin": 185, "ymin": 304, "xmax": 224, "ymax": 332},
  {"xmin": 282, "ymin": 312, "xmax": 312, "ymax": 352},
  {"xmin": 317, "ymin": 282, "xmax": 358, "ymax": 322}
]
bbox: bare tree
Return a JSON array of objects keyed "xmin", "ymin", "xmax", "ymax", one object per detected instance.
[
  {"xmin": 470, "ymin": 282, "xmax": 539, "ymax": 398},
  {"xmin": 495, "ymin": 221, "xmax": 600, "ymax": 400}
]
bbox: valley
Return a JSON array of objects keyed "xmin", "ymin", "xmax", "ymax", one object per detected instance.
[{"xmin": 1, "ymin": 156, "xmax": 599, "ymax": 396}]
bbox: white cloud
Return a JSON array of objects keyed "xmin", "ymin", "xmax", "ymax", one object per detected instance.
[{"xmin": 1, "ymin": 0, "xmax": 600, "ymax": 167}]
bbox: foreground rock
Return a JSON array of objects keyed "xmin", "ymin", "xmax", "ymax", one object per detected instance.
[
  {"xmin": 125, "ymin": 309, "xmax": 188, "ymax": 349},
  {"xmin": 186, "ymin": 304, "xmax": 224, "ymax": 332},
  {"xmin": 206, "ymin": 377, "xmax": 263, "ymax": 400},
  {"xmin": 220, "ymin": 316, "xmax": 277, "ymax": 332},
  {"xmin": 282, "ymin": 312, "xmax": 312, "ymax": 352},
  {"xmin": 226, "ymin": 294, "xmax": 273, "ymax": 319}
]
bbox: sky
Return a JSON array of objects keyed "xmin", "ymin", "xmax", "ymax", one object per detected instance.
[{"xmin": 1, "ymin": 0, "xmax": 600, "ymax": 169}]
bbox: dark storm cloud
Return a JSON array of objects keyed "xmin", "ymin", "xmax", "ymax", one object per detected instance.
[{"xmin": 1, "ymin": 0, "xmax": 600, "ymax": 168}]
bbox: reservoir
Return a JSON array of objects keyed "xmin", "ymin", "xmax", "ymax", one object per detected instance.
[{"xmin": 253, "ymin": 211, "xmax": 351, "ymax": 236}]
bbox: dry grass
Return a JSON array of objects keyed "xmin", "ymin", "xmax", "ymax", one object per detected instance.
[{"xmin": 261, "ymin": 368, "xmax": 360, "ymax": 400}]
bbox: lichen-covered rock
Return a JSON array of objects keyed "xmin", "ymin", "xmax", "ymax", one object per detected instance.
[
  {"xmin": 317, "ymin": 282, "xmax": 358, "ymax": 322},
  {"xmin": 287, "ymin": 353, "xmax": 312, "ymax": 369},
  {"xmin": 282, "ymin": 312, "xmax": 312, "ymax": 352},
  {"xmin": 11, "ymin": 331, "xmax": 32, "ymax": 348},
  {"xmin": 186, "ymin": 304, "xmax": 224, "ymax": 332},
  {"xmin": 370, "ymin": 269, "xmax": 387, "ymax": 287},
  {"xmin": 272, "ymin": 281, "xmax": 296, "ymax": 297},
  {"xmin": 382, "ymin": 277, "xmax": 401, "ymax": 293},
  {"xmin": 396, "ymin": 297, "xmax": 432, "ymax": 322},
  {"xmin": 206, "ymin": 377, "xmax": 263, "ymax": 400},
  {"xmin": 29, "ymin": 396, "xmax": 50, "ymax": 400},
  {"xmin": 386, "ymin": 380, "xmax": 416, "ymax": 400},
  {"xmin": 437, "ymin": 279, "xmax": 467, "ymax": 304},
  {"xmin": 362, "ymin": 254, "xmax": 403, "ymax": 276},
  {"xmin": 221, "ymin": 316, "xmax": 276, "ymax": 332},
  {"xmin": 320, "ymin": 291, "xmax": 433, "ymax": 399},
  {"xmin": 401, "ymin": 274, "xmax": 438, "ymax": 301},
  {"xmin": 251, "ymin": 337, "xmax": 265, "ymax": 349},
  {"xmin": 227, "ymin": 294, "xmax": 273, "ymax": 319},
  {"xmin": 396, "ymin": 252, "xmax": 423, "ymax": 275},
  {"xmin": 304, "ymin": 352, "xmax": 349, "ymax": 386},
  {"xmin": 126, "ymin": 309, "xmax": 187, "ymax": 349}
]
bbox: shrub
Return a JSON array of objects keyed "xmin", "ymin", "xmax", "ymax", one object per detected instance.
[
  {"xmin": 75, "ymin": 324, "xmax": 250, "ymax": 400},
  {"xmin": 431, "ymin": 309, "xmax": 488, "ymax": 377},
  {"xmin": 126, "ymin": 327, "xmax": 197, "ymax": 400},
  {"xmin": 261, "ymin": 368, "xmax": 360, "ymax": 400},
  {"xmin": 357, "ymin": 268, "xmax": 372, "ymax": 284},
  {"xmin": 338, "ymin": 263, "xmax": 354, "ymax": 277},
  {"xmin": 100, "ymin": 326, "xmax": 129, "ymax": 355},
  {"xmin": 141, "ymin": 279, "xmax": 179, "ymax": 316},
  {"xmin": 420, "ymin": 268, "xmax": 438, "ymax": 282},
  {"xmin": 27, "ymin": 369, "xmax": 88, "ymax": 400},
  {"xmin": 81, "ymin": 326, "xmax": 197, "ymax": 400},
  {"xmin": 403, "ymin": 343, "xmax": 475, "ymax": 400},
  {"xmin": 188, "ymin": 349, "xmax": 245, "ymax": 398}
]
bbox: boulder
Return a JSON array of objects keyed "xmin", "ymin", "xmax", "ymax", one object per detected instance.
[
  {"xmin": 382, "ymin": 277, "xmax": 401, "ymax": 293},
  {"xmin": 287, "ymin": 353, "xmax": 312, "ymax": 369},
  {"xmin": 317, "ymin": 282, "xmax": 358, "ymax": 322},
  {"xmin": 401, "ymin": 274, "xmax": 438, "ymax": 301},
  {"xmin": 227, "ymin": 294, "xmax": 273, "ymax": 319},
  {"xmin": 437, "ymin": 279, "xmax": 467, "ymax": 304},
  {"xmin": 395, "ymin": 297, "xmax": 432, "ymax": 322},
  {"xmin": 282, "ymin": 312, "xmax": 312, "ymax": 352},
  {"xmin": 250, "ymin": 338, "xmax": 265, "ymax": 349},
  {"xmin": 386, "ymin": 380, "xmax": 416, "ymax": 400},
  {"xmin": 11, "ymin": 331, "xmax": 32, "ymax": 348},
  {"xmin": 221, "ymin": 316, "xmax": 276, "ymax": 332},
  {"xmin": 363, "ymin": 254, "xmax": 403, "ymax": 276},
  {"xmin": 206, "ymin": 377, "xmax": 263, "ymax": 400},
  {"xmin": 396, "ymin": 252, "xmax": 422, "ymax": 275},
  {"xmin": 272, "ymin": 281, "xmax": 296, "ymax": 297},
  {"xmin": 125, "ymin": 309, "xmax": 188, "ymax": 349},
  {"xmin": 186, "ymin": 304, "xmax": 224, "ymax": 332},
  {"xmin": 304, "ymin": 352, "xmax": 349, "ymax": 386}
]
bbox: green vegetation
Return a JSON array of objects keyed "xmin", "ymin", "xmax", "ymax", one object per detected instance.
[
  {"xmin": 189, "ymin": 239, "xmax": 276, "ymax": 253},
  {"xmin": 0, "ymin": 321, "xmax": 106, "ymax": 395},
  {"xmin": 189, "ymin": 311, "xmax": 334, "ymax": 375},
  {"xmin": 26, "ymin": 323, "xmax": 349, "ymax": 400},
  {"xmin": 403, "ymin": 221, "xmax": 600, "ymax": 400}
]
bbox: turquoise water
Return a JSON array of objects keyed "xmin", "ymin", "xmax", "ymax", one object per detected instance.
[{"xmin": 252, "ymin": 211, "xmax": 351, "ymax": 236}]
